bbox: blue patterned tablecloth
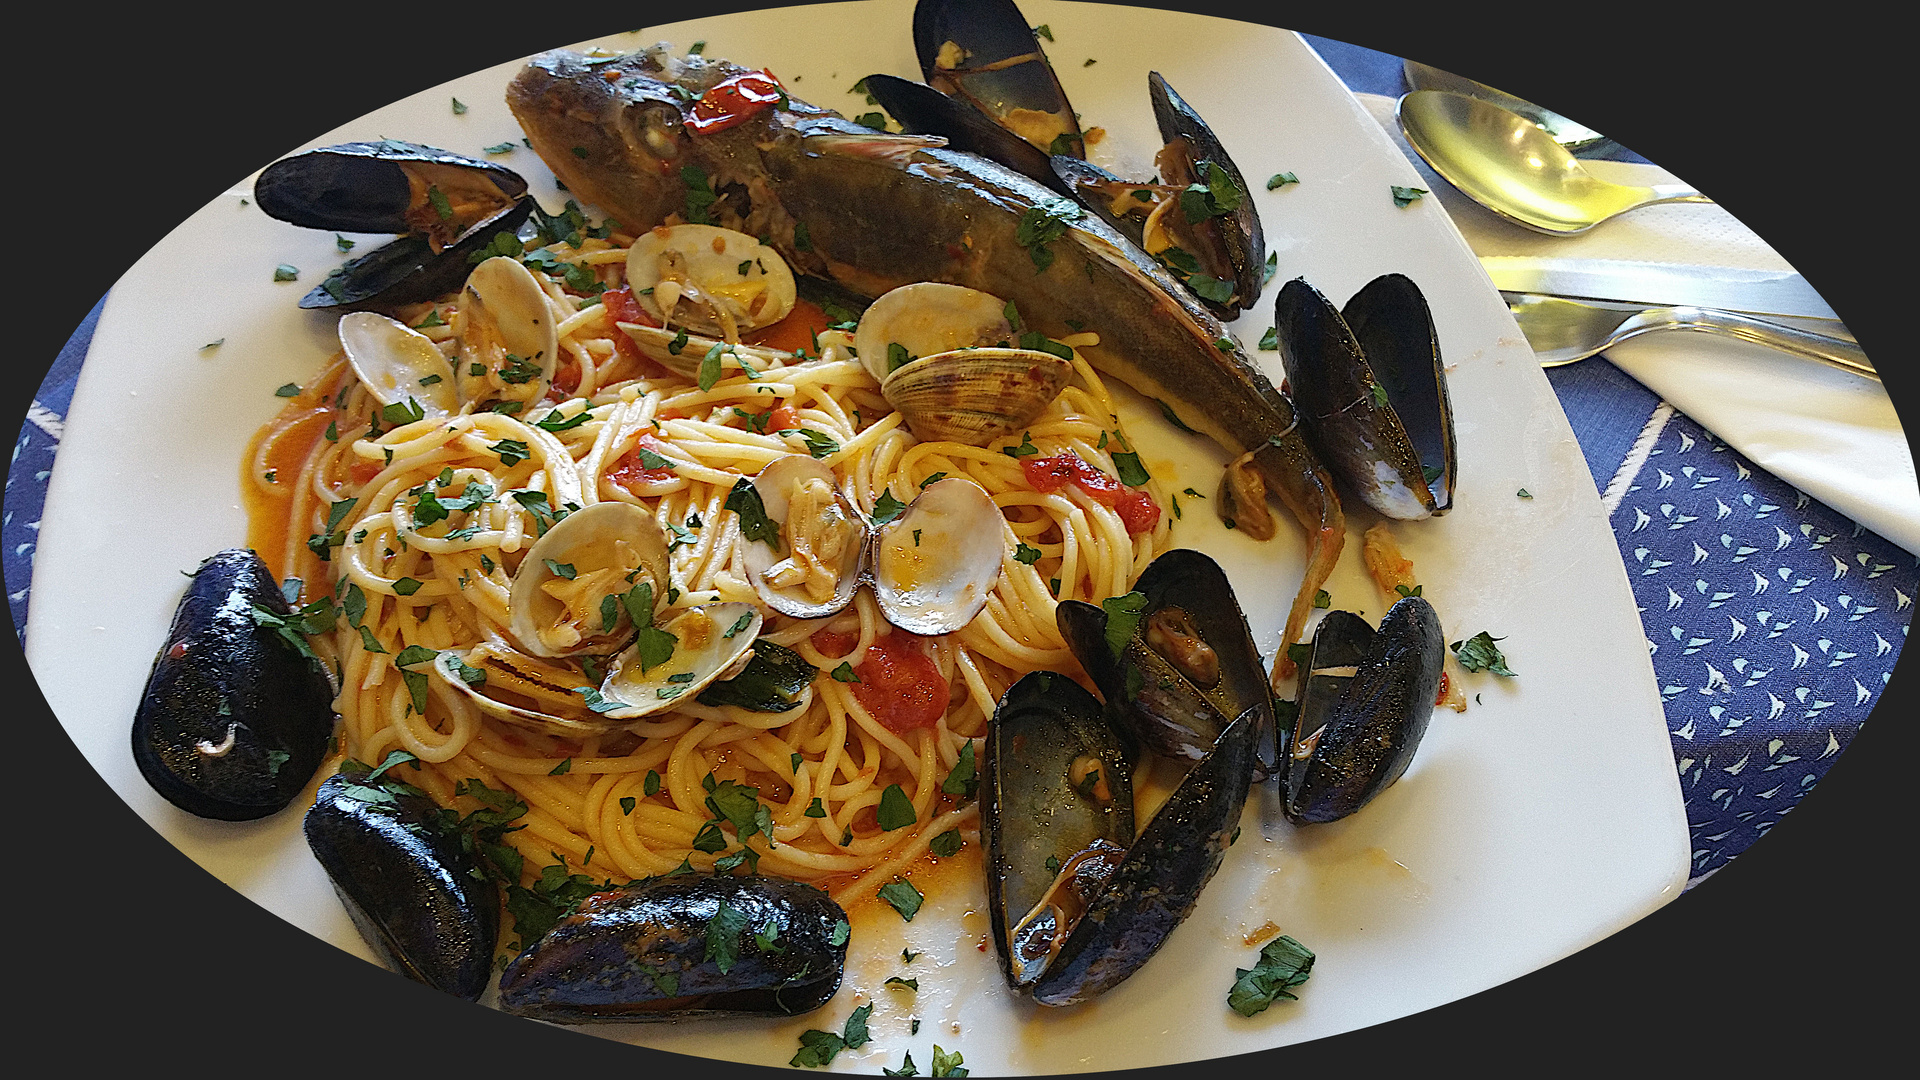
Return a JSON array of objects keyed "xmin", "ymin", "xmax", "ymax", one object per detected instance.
[{"xmin": 5, "ymin": 41, "xmax": 1910, "ymax": 891}]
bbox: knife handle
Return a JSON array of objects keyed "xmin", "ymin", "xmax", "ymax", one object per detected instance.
[{"xmin": 1622, "ymin": 307, "xmax": 1877, "ymax": 381}]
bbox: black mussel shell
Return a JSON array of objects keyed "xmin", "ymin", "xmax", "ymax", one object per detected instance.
[
  {"xmin": 1283, "ymin": 596, "xmax": 1444, "ymax": 823},
  {"xmin": 862, "ymin": 73, "xmax": 1072, "ymax": 196},
  {"xmin": 1057, "ymin": 550, "xmax": 1270, "ymax": 763},
  {"xmin": 303, "ymin": 765, "xmax": 500, "ymax": 999},
  {"xmin": 254, "ymin": 140, "xmax": 529, "ymax": 236},
  {"xmin": 913, "ymin": 0, "xmax": 1084, "ymax": 157},
  {"xmin": 1344, "ymin": 274, "xmax": 1455, "ymax": 513},
  {"xmin": 131, "ymin": 548, "xmax": 336, "ymax": 820},
  {"xmin": 497, "ymin": 874, "xmax": 848, "ymax": 1022},
  {"xmin": 1029, "ymin": 709, "xmax": 1258, "ymax": 1006},
  {"xmin": 297, "ymin": 198, "xmax": 535, "ymax": 311},
  {"xmin": 983, "ymin": 671, "xmax": 1135, "ymax": 990},
  {"xmin": 1147, "ymin": 72, "xmax": 1266, "ymax": 316},
  {"xmin": 1274, "ymin": 275, "xmax": 1454, "ymax": 519},
  {"xmin": 1050, "ymin": 156, "xmax": 1149, "ymax": 248}
]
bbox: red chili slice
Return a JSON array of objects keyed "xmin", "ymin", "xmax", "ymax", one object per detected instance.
[
  {"xmin": 1021, "ymin": 453, "xmax": 1159, "ymax": 534},
  {"xmin": 685, "ymin": 70, "xmax": 786, "ymax": 134}
]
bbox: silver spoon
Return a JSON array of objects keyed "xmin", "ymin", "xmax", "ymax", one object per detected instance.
[
  {"xmin": 1400, "ymin": 61, "xmax": 1616, "ymax": 158},
  {"xmin": 1505, "ymin": 292, "xmax": 1877, "ymax": 381},
  {"xmin": 1397, "ymin": 90, "xmax": 1712, "ymax": 234}
]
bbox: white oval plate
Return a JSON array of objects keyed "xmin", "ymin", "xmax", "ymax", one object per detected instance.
[{"xmin": 24, "ymin": 2, "xmax": 1686, "ymax": 1073}]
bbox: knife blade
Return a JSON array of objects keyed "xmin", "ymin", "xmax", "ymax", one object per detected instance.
[{"xmin": 1480, "ymin": 256, "xmax": 1842, "ymax": 323}]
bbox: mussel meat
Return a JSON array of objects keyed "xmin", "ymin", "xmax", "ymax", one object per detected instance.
[
  {"xmin": 984, "ymin": 670, "xmax": 1258, "ymax": 1005},
  {"xmin": 498, "ymin": 873, "xmax": 849, "ymax": 1022},
  {"xmin": 131, "ymin": 549, "xmax": 337, "ymax": 821},
  {"xmin": 254, "ymin": 139, "xmax": 535, "ymax": 311},
  {"xmin": 303, "ymin": 762, "xmax": 501, "ymax": 1000},
  {"xmin": 1274, "ymin": 274, "xmax": 1457, "ymax": 520},
  {"xmin": 1282, "ymin": 596, "xmax": 1445, "ymax": 823},
  {"xmin": 1057, "ymin": 549, "xmax": 1271, "ymax": 764},
  {"xmin": 913, "ymin": 0, "xmax": 1084, "ymax": 158}
]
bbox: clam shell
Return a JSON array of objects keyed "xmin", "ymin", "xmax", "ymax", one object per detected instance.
[
  {"xmin": 879, "ymin": 347, "xmax": 1073, "ymax": 446},
  {"xmin": 741, "ymin": 455, "xmax": 869, "ymax": 620},
  {"xmin": 457, "ymin": 256, "xmax": 560, "ymax": 407},
  {"xmin": 338, "ymin": 312, "xmax": 459, "ymax": 420},
  {"xmin": 430, "ymin": 644, "xmax": 620, "ymax": 739},
  {"xmin": 597, "ymin": 602, "xmax": 763, "ymax": 719},
  {"xmin": 507, "ymin": 500, "xmax": 672, "ymax": 658},
  {"xmin": 626, "ymin": 223, "xmax": 796, "ymax": 339},
  {"xmin": 854, "ymin": 281, "xmax": 1015, "ymax": 382},
  {"xmin": 872, "ymin": 477, "xmax": 1004, "ymax": 636}
]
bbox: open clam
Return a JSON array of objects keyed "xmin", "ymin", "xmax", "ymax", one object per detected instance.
[
  {"xmin": 253, "ymin": 139, "xmax": 535, "ymax": 311},
  {"xmin": 337, "ymin": 253, "xmax": 560, "ymax": 419},
  {"xmin": 625, "ymin": 223, "xmax": 796, "ymax": 342},
  {"xmin": 507, "ymin": 500, "xmax": 672, "ymax": 658},
  {"xmin": 735, "ymin": 456, "xmax": 1006, "ymax": 635},
  {"xmin": 434, "ymin": 602, "xmax": 761, "ymax": 736},
  {"xmin": 854, "ymin": 282, "xmax": 1072, "ymax": 446},
  {"xmin": 1274, "ymin": 274, "xmax": 1456, "ymax": 520}
]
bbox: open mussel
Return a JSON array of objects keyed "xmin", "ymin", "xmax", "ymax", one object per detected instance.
[
  {"xmin": 131, "ymin": 549, "xmax": 336, "ymax": 820},
  {"xmin": 861, "ymin": 73, "xmax": 1071, "ymax": 195},
  {"xmin": 913, "ymin": 0, "xmax": 1084, "ymax": 158},
  {"xmin": 1282, "ymin": 596, "xmax": 1444, "ymax": 823},
  {"xmin": 1057, "ymin": 549, "xmax": 1271, "ymax": 764},
  {"xmin": 1274, "ymin": 274, "xmax": 1456, "ymax": 519},
  {"xmin": 303, "ymin": 762, "xmax": 500, "ymax": 999},
  {"xmin": 254, "ymin": 139, "xmax": 535, "ymax": 311},
  {"xmin": 498, "ymin": 873, "xmax": 849, "ymax": 1022},
  {"xmin": 984, "ymin": 670, "xmax": 1257, "ymax": 1005},
  {"xmin": 1142, "ymin": 72, "xmax": 1265, "ymax": 316}
]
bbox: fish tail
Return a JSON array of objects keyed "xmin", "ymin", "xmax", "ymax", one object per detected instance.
[{"xmin": 1256, "ymin": 437, "xmax": 1345, "ymax": 687}]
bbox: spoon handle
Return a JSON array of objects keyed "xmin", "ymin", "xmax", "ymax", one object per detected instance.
[
  {"xmin": 1642, "ymin": 183, "xmax": 1714, "ymax": 206},
  {"xmin": 1618, "ymin": 307, "xmax": 1877, "ymax": 380}
]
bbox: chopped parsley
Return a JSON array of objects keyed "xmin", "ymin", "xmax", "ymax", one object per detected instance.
[
  {"xmin": 1267, "ymin": 172, "xmax": 1299, "ymax": 189},
  {"xmin": 1014, "ymin": 198, "xmax": 1083, "ymax": 272},
  {"xmin": 878, "ymin": 879, "xmax": 924, "ymax": 921},
  {"xmin": 725, "ymin": 478, "xmax": 782, "ymax": 551},
  {"xmin": 941, "ymin": 741, "xmax": 978, "ymax": 799},
  {"xmin": 1228, "ymin": 934, "xmax": 1315, "ymax": 1016},
  {"xmin": 929, "ymin": 829, "xmax": 962, "ymax": 857},
  {"xmin": 876, "ymin": 784, "xmax": 916, "ymax": 830},
  {"xmin": 1391, "ymin": 185, "xmax": 1428, "ymax": 207},
  {"xmin": 1452, "ymin": 631, "xmax": 1517, "ymax": 676},
  {"xmin": 1014, "ymin": 543, "xmax": 1042, "ymax": 565},
  {"xmin": 871, "ymin": 489, "xmax": 908, "ymax": 525}
]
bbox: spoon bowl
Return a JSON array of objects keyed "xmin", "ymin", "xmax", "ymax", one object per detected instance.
[{"xmin": 1398, "ymin": 90, "xmax": 1711, "ymax": 234}]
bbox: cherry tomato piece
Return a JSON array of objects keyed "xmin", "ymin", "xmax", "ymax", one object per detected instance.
[
  {"xmin": 607, "ymin": 434, "xmax": 677, "ymax": 492},
  {"xmin": 1115, "ymin": 489, "xmax": 1161, "ymax": 535}
]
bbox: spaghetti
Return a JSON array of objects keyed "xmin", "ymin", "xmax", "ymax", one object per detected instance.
[{"xmin": 243, "ymin": 226, "xmax": 1172, "ymax": 936}]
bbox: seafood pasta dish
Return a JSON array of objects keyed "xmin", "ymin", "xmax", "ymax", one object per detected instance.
[
  {"xmin": 245, "ymin": 237, "xmax": 1174, "ymax": 906},
  {"xmin": 129, "ymin": 0, "xmax": 1466, "ymax": 1033}
]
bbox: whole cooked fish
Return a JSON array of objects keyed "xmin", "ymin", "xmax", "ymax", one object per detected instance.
[{"xmin": 506, "ymin": 46, "xmax": 1343, "ymax": 657}]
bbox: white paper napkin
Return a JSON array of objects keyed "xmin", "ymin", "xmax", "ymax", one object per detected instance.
[{"xmin": 1356, "ymin": 92, "xmax": 1920, "ymax": 556}]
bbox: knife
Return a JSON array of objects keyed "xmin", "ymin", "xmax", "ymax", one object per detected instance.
[{"xmin": 1480, "ymin": 256, "xmax": 1843, "ymax": 324}]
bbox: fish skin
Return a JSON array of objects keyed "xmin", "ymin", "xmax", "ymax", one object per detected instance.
[{"xmin": 506, "ymin": 49, "xmax": 1343, "ymax": 653}]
